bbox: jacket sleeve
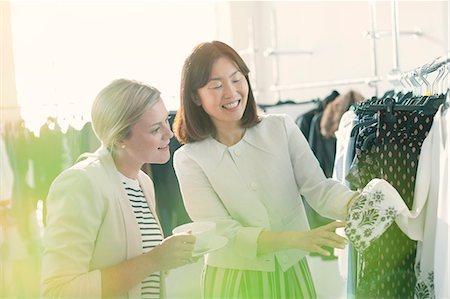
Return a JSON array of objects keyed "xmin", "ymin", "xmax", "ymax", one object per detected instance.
[
  {"xmin": 283, "ymin": 114, "xmax": 359, "ymax": 220},
  {"xmin": 41, "ymin": 168, "xmax": 104, "ymax": 298},
  {"xmin": 174, "ymin": 149, "xmax": 263, "ymax": 260}
]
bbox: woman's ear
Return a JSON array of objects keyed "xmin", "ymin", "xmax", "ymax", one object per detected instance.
[
  {"xmin": 192, "ymin": 93, "xmax": 202, "ymax": 106},
  {"xmin": 114, "ymin": 139, "xmax": 126, "ymax": 149}
]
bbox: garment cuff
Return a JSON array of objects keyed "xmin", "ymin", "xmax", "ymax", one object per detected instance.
[
  {"xmin": 235, "ymin": 226, "xmax": 264, "ymax": 259},
  {"xmin": 345, "ymin": 178, "xmax": 407, "ymax": 252}
]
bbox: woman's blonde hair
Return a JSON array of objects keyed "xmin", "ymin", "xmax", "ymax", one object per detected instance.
[{"xmin": 91, "ymin": 79, "xmax": 160, "ymax": 152}]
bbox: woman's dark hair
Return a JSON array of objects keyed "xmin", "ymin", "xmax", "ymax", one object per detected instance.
[{"xmin": 173, "ymin": 40, "xmax": 260, "ymax": 144}]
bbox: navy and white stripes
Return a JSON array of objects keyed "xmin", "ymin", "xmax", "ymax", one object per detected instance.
[{"xmin": 120, "ymin": 173, "xmax": 163, "ymax": 299}]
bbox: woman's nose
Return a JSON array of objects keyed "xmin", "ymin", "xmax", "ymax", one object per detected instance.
[
  {"xmin": 163, "ymin": 122, "xmax": 174, "ymax": 139},
  {"xmin": 223, "ymin": 81, "xmax": 236, "ymax": 99}
]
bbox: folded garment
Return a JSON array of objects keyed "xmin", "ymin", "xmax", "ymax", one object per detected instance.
[{"xmin": 345, "ymin": 178, "xmax": 408, "ymax": 252}]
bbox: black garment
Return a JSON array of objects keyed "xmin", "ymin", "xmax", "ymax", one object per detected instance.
[
  {"xmin": 296, "ymin": 109, "xmax": 317, "ymax": 139},
  {"xmin": 35, "ymin": 121, "xmax": 65, "ymax": 200},
  {"xmin": 3, "ymin": 122, "xmax": 39, "ymax": 251},
  {"xmin": 66, "ymin": 125, "xmax": 82, "ymax": 164},
  {"xmin": 296, "ymin": 90, "xmax": 340, "ymax": 139},
  {"xmin": 294, "ymin": 91, "xmax": 340, "ymax": 259},
  {"xmin": 149, "ymin": 112, "xmax": 190, "ymax": 236},
  {"xmin": 308, "ymin": 112, "xmax": 337, "ymax": 178},
  {"xmin": 296, "ymin": 90, "xmax": 340, "ymax": 177},
  {"xmin": 347, "ymin": 110, "xmax": 434, "ymax": 298},
  {"xmin": 80, "ymin": 122, "xmax": 100, "ymax": 154}
]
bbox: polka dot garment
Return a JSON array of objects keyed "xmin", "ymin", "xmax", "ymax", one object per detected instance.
[{"xmin": 347, "ymin": 110, "xmax": 434, "ymax": 298}]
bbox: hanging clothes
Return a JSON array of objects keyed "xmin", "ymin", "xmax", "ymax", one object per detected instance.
[
  {"xmin": 413, "ymin": 101, "xmax": 449, "ymax": 299},
  {"xmin": 3, "ymin": 121, "xmax": 37, "ymax": 234},
  {"xmin": 332, "ymin": 109, "xmax": 358, "ymax": 290},
  {"xmin": 79, "ymin": 121, "xmax": 101, "ymax": 155},
  {"xmin": 34, "ymin": 118, "xmax": 65, "ymax": 200},
  {"xmin": 344, "ymin": 92, "xmax": 445, "ymax": 298},
  {"xmin": 299, "ymin": 90, "xmax": 365, "ymax": 178},
  {"xmin": 291, "ymin": 91, "xmax": 340, "ymax": 259},
  {"xmin": 296, "ymin": 90, "xmax": 364, "ymax": 260},
  {"xmin": 0, "ymin": 136, "xmax": 14, "ymax": 202}
]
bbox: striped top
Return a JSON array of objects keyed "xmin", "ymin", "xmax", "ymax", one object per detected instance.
[{"xmin": 120, "ymin": 173, "xmax": 163, "ymax": 299}]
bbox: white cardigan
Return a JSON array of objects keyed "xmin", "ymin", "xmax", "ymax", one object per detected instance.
[
  {"xmin": 41, "ymin": 146, "xmax": 165, "ymax": 299},
  {"xmin": 174, "ymin": 114, "xmax": 358, "ymax": 272}
]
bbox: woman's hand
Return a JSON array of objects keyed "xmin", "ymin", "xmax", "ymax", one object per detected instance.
[
  {"xmin": 100, "ymin": 233, "xmax": 198, "ymax": 297},
  {"xmin": 290, "ymin": 221, "xmax": 347, "ymax": 256},
  {"xmin": 147, "ymin": 233, "xmax": 198, "ymax": 272},
  {"xmin": 257, "ymin": 221, "xmax": 347, "ymax": 256}
]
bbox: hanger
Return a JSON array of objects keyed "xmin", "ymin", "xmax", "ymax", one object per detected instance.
[
  {"xmin": 349, "ymin": 114, "xmax": 378, "ymax": 138},
  {"xmin": 441, "ymin": 67, "xmax": 449, "ymax": 96},
  {"xmin": 431, "ymin": 66, "xmax": 445, "ymax": 95},
  {"xmin": 361, "ymin": 131, "xmax": 378, "ymax": 151},
  {"xmin": 396, "ymin": 91, "xmax": 413, "ymax": 105}
]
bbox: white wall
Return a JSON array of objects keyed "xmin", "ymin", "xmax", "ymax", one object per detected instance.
[
  {"xmin": 226, "ymin": 1, "xmax": 449, "ymax": 103},
  {"xmin": 6, "ymin": 1, "xmax": 449, "ymax": 133},
  {"xmin": 8, "ymin": 1, "xmax": 218, "ymax": 134},
  {"xmin": 1, "ymin": 2, "xmax": 21, "ymax": 123}
]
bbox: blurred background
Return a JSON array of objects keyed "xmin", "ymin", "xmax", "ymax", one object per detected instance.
[{"xmin": 1, "ymin": 1, "xmax": 449, "ymax": 298}]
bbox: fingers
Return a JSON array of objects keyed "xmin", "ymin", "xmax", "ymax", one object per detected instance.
[
  {"xmin": 168, "ymin": 234, "xmax": 196, "ymax": 249},
  {"xmin": 162, "ymin": 234, "xmax": 196, "ymax": 255},
  {"xmin": 177, "ymin": 251, "xmax": 202, "ymax": 267},
  {"xmin": 319, "ymin": 237, "xmax": 346, "ymax": 250},
  {"xmin": 179, "ymin": 256, "xmax": 200, "ymax": 267},
  {"xmin": 188, "ymin": 256, "xmax": 201, "ymax": 263},
  {"xmin": 312, "ymin": 245, "xmax": 331, "ymax": 256},
  {"xmin": 174, "ymin": 234, "xmax": 196, "ymax": 244},
  {"xmin": 315, "ymin": 228, "xmax": 348, "ymax": 254},
  {"xmin": 322, "ymin": 221, "xmax": 346, "ymax": 231},
  {"xmin": 323, "ymin": 231, "xmax": 348, "ymax": 245}
]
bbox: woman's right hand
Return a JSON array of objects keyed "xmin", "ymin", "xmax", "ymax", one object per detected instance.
[
  {"xmin": 290, "ymin": 221, "xmax": 348, "ymax": 256},
  {"xmin": 147, "ymin": 233, "xmax": 197, "ymax": 272}
]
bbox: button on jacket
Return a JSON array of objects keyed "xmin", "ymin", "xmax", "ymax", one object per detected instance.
[
  {"xmin": 174, "ymin": 114, "xmax": 358, "ymax": 272},
  {"xmin": 41, "ymin": 146, "xmax": 165, "ymax": 299}
]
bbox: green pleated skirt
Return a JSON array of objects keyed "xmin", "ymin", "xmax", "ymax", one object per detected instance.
[{"xmin": 202, "ymin": 257, "xmax": 317, "ymax": 299}]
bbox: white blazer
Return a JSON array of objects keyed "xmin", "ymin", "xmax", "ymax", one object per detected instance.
[
  {"xmin": 41, "ymin": 146, "xmax": 165, "ymax": 299},
  {"xmin": 174, "ymin": 114, "xmax": 358, "ymax": 272}
]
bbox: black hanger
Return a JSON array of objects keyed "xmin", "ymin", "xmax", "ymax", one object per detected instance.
[{"xmin": 349, "ymin": 115, "xmax": 378, "ymax": 138}]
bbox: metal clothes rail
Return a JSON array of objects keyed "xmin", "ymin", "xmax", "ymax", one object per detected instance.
[{"xmin": 269, "ymin": 76, "xmax": 383, "ymax": 92}]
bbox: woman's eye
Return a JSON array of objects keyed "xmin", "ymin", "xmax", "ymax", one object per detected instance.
[
  {"xmin": 209, "ymin": 83, "xmax": 222, "ymax": 89},
  {"xmin": 151, "ymin": 127, "xmax": 161, "ymax": 134},
  {"xmin": 231, "ymin": 73, "xmax": 243, "ymax": 83}
]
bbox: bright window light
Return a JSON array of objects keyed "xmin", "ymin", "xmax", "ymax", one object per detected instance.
[{"xmin": 10, "ymin": 1, "xmax": 217, "ymax": 135}]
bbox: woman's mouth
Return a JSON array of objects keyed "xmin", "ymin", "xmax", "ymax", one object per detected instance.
[
  {"xmin": 222, "ymin": 100, "xmax": 240, "ymax": 110},
  {"xmin": 158, "ymin": 144, "xmax": 170, "ymax": 150}
]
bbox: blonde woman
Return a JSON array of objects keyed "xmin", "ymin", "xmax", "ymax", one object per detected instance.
[{"xmin": 42, "ymin": 79, "xmax": 196, "ymax": 299}]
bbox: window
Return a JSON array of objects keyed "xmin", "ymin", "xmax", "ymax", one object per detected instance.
[{"xmin": 10, "ymin": 2, "xmax": 217, "ymax": 134}]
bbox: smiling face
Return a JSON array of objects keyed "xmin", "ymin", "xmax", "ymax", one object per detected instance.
[
  {"xmin": 120, "ymin": 98, "xmax": 173, "ymax": 168},
  {"xmin": 196, "ymin": 56, "xmax": 249, "ymax": 130}
]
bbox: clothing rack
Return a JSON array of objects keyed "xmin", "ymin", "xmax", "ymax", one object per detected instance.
[
  {"xmin": 238, "ymin": 17, "xmax": 260, "ymax": 95},
  {"xmin": 266, "ymin": 0, "xmax": 427, "ymax": 98},
  {"xmin": 269, "ymin": 76, "xmax": 382, "ymax": 92},
  {"xmin": 258, "ymin": 98, "xmax": 321, "ymax": 110},
  {"xmin": 388, "ymin": 56, "xmax": 450, "ymax": 95},
  {"xmin": 266, "ymin": 8, "xmax": 315, "ymax": 100},
  {"xmin": 390, "ymin": 0, "xmax": 401, "ymax": 74},
  {"xmin": 352, "ymin": 56, "xmax": 450, "ymax": 126}
]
